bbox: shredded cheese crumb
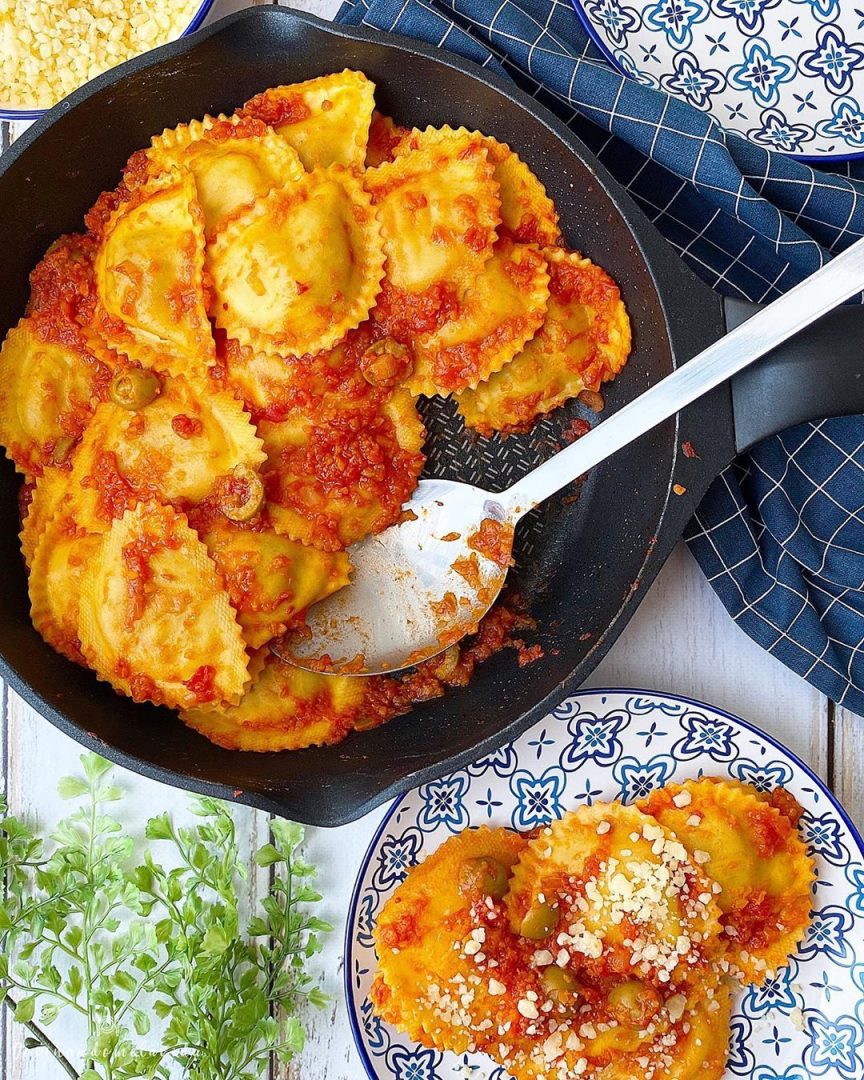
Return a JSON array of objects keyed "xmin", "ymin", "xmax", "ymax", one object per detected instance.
[{"xmin": 1, "ymin": 0, "xmax": 203, "ymax": 109}]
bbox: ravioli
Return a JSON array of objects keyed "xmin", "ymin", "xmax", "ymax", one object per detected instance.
[
  {"xmin": 148, "ymin": 113, "xmax": 304, "ymax": 236},
  {"xmin": 372, "ymin": 826, "xmax": 529, "ymax": 1055},
  {"xmin": 506, "ymin": 803, "xmax": 723, "ymax": 990},
  {"xmin": 20, "ymin": 466, "xmax": 70, "ymax": 568},
  {"xmin": 220, "ymin": 335, "xmax": 351, "ymax": 416},
  {"xmin": 180, "ymin": 651, "xmax": 367, "ymax": 751},
  {"xmin": 409, "ymin": 239, "xmax": 550, "ymax": 396},
  {"xmin": 458, "ymin": 248, "xmax": 632, "ymax": 433},
  {"xmin": 66, "ymin": 375, "xmax": 265, "ymax": 531},
  {"xmin": 93, "ymin": 169, "xmax": 214, "ymax": 378},
  {"xmin": 29, "ymin": 509, "xmax": 102, "ymax": 666},
  {"xmin": 194, "ymin": 515, "xmax": 351, "ymax": 649},
  {"xmin": 78, "ymin": 502, "xmax": 249, "ymax": 709},
  {"xmin": 1, "ymin": 76, "xmax": 636, "ymax": 754},
  {"xmin": 209, "ymin": 166, "xmax": 385, "ymax": 358},
  {"xmin": 260, "ymin": 385, "xmax": 425, "ymax": 551},
  {"xmin": 366, "ymin": 112, "xmax": 409, "ymax": 167},
  {"xmin": 241, "ymin": 70, "xmax": 375, "ymax": 170},
  {"xmin": 0, "ymin": 318, "xmax": 111, "ymax": 479},
  {"xmin": 395, "ymin": 128, "xmax": 559, "ymax": 247},
  {"xmin": 365, "ymin": 126, "xmax": 500, "ymax": 295},
  {"xmin": 591, "ymin": 975, "xmax": 732, "ymax": 1080},
  {"xmin": 639, "ymin": 778, "xmax": 814, "ymax": 984}
]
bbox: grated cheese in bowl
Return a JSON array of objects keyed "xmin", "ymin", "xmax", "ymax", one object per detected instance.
[{"xmin": 0, "ymin": 0, "xmax": 213, "ymax": 117}]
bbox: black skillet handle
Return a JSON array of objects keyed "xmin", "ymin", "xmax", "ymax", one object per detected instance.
[{"xmin": 727, "ymin": 297, "xmax": 864, "ymax": 453}]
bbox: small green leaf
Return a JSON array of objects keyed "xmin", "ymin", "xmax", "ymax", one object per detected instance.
[
  {"xmin": 82, "ymin": 753, "xmax": 112, "ymax": 783},
  {"xmin": 254, "ymin": 843, "xmax": 283, "ymax": 868},
  {"xmin": 201, "ymin": 925, "xmax": 229, "ymax": 956},
  {"xmin": 57, "ymin": 776, "xmax": 89, "ymax": 800},
  {"xmin": 145, "ymin": 814, "xmax": 172, "ymax": 841},
  {"xmin": 132, "ymin": 1008, "xmax": 151, "ymax": 1036},
  {"xmin": 14, "ymin": 996, "xmax": 36, "ymax": 1024}
]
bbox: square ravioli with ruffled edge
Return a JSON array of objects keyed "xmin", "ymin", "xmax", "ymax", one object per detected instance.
[
  {"xmin": 93, "ymin": 169, "xmax": 215, "ymax": 379},
  {"xmin": 241, "ymin": 70, "xmax": 376, "ymax": 170},
  {"xmin": 639, "ymin": 777, "xmax": 815, "ymax": 984},
  {"xmin": 209, "ymin": 165, "xmax": 386, "ymax": 359},
  {"xmin": 179, "ymin": 650, "xmax": 390, "ymax": 752},
  {"xmin": 146, "ymin": 113, "xmax": 305, "ymax": 237},
  {"xmin": 0, "ymin": 73, "xmax": 635, "ymax": 750}
]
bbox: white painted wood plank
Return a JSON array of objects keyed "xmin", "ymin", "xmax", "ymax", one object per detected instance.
[{"xmin": 832, "ymin": 706, "xmax": 864, "ymax": 834}]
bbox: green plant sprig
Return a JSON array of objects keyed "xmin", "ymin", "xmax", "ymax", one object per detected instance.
[{"xmin": 0, "ymin": 754, "xmax": 330, "ymax": 1080}]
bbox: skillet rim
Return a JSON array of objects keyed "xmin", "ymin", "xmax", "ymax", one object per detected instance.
[{"xmin": 0, "ymin": 5, "xmax": 729, "ymax": 825}]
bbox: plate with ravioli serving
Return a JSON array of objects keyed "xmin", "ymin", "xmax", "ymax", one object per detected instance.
[{"xmin": 346, "ymin": 689, "xmax": 864, "ymax": 1080}]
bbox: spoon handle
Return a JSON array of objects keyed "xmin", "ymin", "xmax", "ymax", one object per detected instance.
[{"xmin": 504, "ymin": 236, "xmax": 864, "ymax": 515}]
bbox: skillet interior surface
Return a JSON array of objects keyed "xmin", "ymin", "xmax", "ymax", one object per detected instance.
[{"xmin": 0, "ymin": 8, "xmax": 729, "ymax": 824}]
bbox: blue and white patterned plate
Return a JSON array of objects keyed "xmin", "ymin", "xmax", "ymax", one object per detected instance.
[
  {"xmin": 346, "ymin": 688, "xmax": 864, "ymax": 1080},
  {"xmin": 571, "ymin": 0, "xmax": 864, "ymax": 160}
]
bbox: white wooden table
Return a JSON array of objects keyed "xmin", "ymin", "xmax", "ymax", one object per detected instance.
[{"xmin": 2, "ymin": 4, "xmax": 861, "ymax": 1075}]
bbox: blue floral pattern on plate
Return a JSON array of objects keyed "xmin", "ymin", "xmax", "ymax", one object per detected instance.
[
  {"xmin": 345, "ymin": 690, "xmax": 864, "ymax": 1080},
  {"xmin": 572, "ymin": 0, "xmax": 864, "ymax": 157}
]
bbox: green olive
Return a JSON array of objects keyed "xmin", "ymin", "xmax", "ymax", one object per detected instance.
[
  {"xmin": 520, "ymin": 902, "xmax": 559, "ymax": 940},
  {"xmin": 220, "ymin": 465, "xmax": 265, "ymax": 524},
  {"xmin": 540, "ymin": 965, "xmax": 578, "ymax": 994},
  {"xmin": 109, "ymin": 369, "xmax": 161, "ymax": 410},
  {"xmin": 360, "ymin": 338, "xmax": 412, "ymax": 388},
  {"xmin": 353, "ymin": 712, "xmax": 381, "ymax": 733},
  {"xmin": 431, "ymin": 645, "xmax": 460, "ymax": 682},
  {"xmin": 458, "ymin": 856, "xmax": 509, "ymax": 900},
  {"xmin": 607, "ymin": 980, "xmax": 661, "ymax": 1028},
  {"xmin": 52, "ymin": 435, "xmax": 76, "ymax": 465}
]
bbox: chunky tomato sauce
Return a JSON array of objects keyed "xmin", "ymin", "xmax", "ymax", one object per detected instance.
[
  {"xmin": 467, "ymin": 518, "xmax": 515, "ymax": 569},
  {"xmin": 171, "ymin": 414, "xmax": 204, "ymax": 439},
  {"xmin": 372, "ymin": 279, "xmax": 460, "ymax": 342},
  {"xmin": 241, "ymin": 91, "xmax": 312, "ymax": 129}
]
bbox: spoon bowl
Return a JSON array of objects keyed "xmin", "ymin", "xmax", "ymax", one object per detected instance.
[{"xmin": 278, "ymin": 478, "xmax": 514, "ymax": 675}]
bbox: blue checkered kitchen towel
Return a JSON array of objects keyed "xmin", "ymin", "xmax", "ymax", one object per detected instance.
[{"xmin": 337, "ymin": 0, "xmax": 864, "ymax": 714}]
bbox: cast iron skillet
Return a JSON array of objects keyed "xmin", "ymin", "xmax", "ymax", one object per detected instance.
[{"xmin": 1, "ymin": 7, "xmax": 862, "ymax": 826}]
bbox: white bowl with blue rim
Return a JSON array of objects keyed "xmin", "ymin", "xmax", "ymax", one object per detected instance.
[
  {"xmin": 346, "ymin": 688, "xmax": 864, "ymax": 1080},
  {"xmin": 0, "ymin": 0, "xmax": 215, "ymax": 122},
  {"xmin": 571, "ymin": 0, "xmax": 864, "ymax": 160}
]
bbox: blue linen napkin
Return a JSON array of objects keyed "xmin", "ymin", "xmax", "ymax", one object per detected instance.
[{"xmin": 337, "ymin": 0, "xmax": 864, "ymax": 714}]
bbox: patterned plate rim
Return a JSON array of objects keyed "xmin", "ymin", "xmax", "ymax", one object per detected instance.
[
  {"xmin": 566, "ymin": 0, "xmax": 864, "ymax": 165},
  {"xmin": 343, "ymin": 685, "xmax": 864, "ymax": 1080}
]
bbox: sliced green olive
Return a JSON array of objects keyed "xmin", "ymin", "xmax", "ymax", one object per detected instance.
[
  {"xmin": 109, "ymin": 369, "xmax": 161, "ymax": 410},
  {"xmin": 607, "ymin": 980, "xmax": 661, "ymax": 1027},
  {"xmin": 458, "ymin": 856, "xmax": 509, "ymax": 900},
  {"xmin": 52, "ymin": 435, "xmax": 76, "ymax": 465},
  {"xmin": 360, "ymin": 338, "xmax": 412, "ymax": 388},
  {"xmin": 353, "ymin": 712, "xmax": 381, "ymax": 733},
  {"xmin": 520, "ymin": 902, "xmax": 559, "ymax": 940},
  {"xmin": 431, "ymin": 645, "xmax": 460, "ymax": 682},
  {"xmin": 540, "ymin": 964, "xmax": 578, "ymax": 994},
  {"xmin": 220, "ymin": 465, "xmax": 265, "ymax": 524}
]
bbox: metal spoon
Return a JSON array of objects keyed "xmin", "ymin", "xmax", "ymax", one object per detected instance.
[{"xmin": 280, "ymin": 237, "xmax": 864, "ymax": 676}]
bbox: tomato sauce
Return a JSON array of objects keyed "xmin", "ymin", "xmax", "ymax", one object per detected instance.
[
  {"xmin": 467, "ymin": 518, "xmax": 515, "ymax": 569},
  {"xmin": 183, "ymin": 665, "xmax": 218, "ymax": 705},
  {"xmin": 372, "ymin": 279, "xmax": 460, "ymax": 342},
  {"xmin": 171, "ymin": 414, "xmax": 204, "ymax": 440},
  {"xmin": 241, "ymin": 91, "xmax": 312, "ymax": 129}
]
